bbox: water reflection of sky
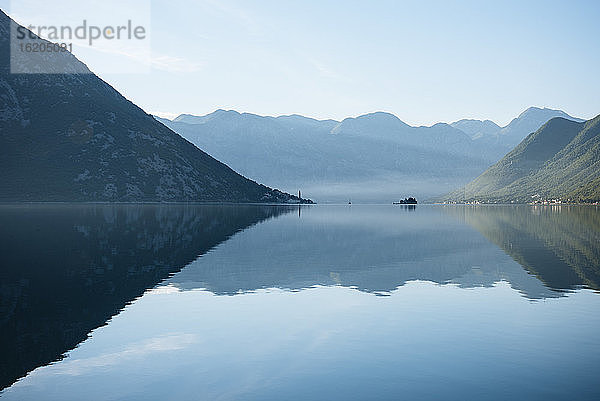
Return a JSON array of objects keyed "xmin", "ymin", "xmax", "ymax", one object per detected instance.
[
  {"xmin": 2, "ymin": 204, "xmax": 600, "ymax": 400},
  {"xmin": 4, "ymin": 282, "xmax": 600, "ymax": 401}
]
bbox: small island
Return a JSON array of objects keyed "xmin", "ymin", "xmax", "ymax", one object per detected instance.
[{"xmin": 393, "ymin": 197, "xmax": 418, "ymax": 204}]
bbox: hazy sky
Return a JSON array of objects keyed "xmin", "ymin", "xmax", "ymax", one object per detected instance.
[{"xmin": 4, "ymin": 0, "xmax": 600, "ymax": 125}]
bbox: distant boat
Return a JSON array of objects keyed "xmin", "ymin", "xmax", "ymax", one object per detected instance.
[{"xmin": 348, "ymin": 199, "xmax": 352, "ymax": 204}]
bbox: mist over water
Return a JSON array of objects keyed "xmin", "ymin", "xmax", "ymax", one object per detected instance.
[{"xmin": 296, "ymin": 174, "xmax": 472, "ymax": 203}]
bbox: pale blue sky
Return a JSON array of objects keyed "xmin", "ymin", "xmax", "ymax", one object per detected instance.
[{"xmin": 4, "ymin": 0, "xmax": 600, "ymax": 125}]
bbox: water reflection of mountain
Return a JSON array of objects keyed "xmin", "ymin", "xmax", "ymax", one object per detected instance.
[
  {"xmin": 456, "ymin": 205, "xmax": 600, "ymax": 292},
  {"xmin": 0, "ymin": 204, "xmax": 289, "ymax": 391},
  {"xmin": 3, "ymin": 204, "xmax": 598, "ymax": 391},
  {"xmin": 168, "ymin": 205, "xmax": 592, "ymax": 300}
]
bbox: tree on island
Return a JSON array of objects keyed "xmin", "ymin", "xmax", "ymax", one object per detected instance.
[{"xmin": 395, "ymin": 197, "xmax": 417, "ymax": 204}]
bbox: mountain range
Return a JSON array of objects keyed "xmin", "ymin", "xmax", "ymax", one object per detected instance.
[
  {"xmin": 156, "ymin": 107, "xmax": 582, "ymax": 203},
  {"xmin": 0, "ymin": 9, "xmax": 591, "ymax": 204},
  {"xmin": 0, "ymin": 10, "xmax": 308, "ymax": 203},
  {"xmin": 451, "ymin": 107, "xmax": 584, "ymax": 150},
  {"xmin": 443, "ymin": 114, "xmax": 600, "ymax": 203}
]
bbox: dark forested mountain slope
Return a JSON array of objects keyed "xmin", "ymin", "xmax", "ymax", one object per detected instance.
[{"xmin": 0, "ymin": 10, "xmax": 308, "ymax": 203}]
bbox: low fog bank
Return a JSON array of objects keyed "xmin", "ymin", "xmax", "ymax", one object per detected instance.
[{"xmin": 273, "ymin": 174, "xmax": 473, "ymax": 204}]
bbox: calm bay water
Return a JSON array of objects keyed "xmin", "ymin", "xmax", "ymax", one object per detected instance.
[{"xmin": 1, "ymin": 204, "xmax": 599, "ymax": 400}]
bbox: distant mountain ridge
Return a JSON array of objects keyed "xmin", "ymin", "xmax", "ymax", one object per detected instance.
[
  {"xmin": 156, "ymin": 107, "xmax": 582, "ymax": 202},
  {"xmin": 0, "ymin": 10, "xmax": 310, "ymax": 203},
  {"xmin": 492, "ymin": 107, "xmax": 585, "ymax": 151},
  {"xmin": 158, "ymin": 110, "xmax": 489, "ymax": 203},
  {"xmin": 450, "ymin": 119, "xmax": 501, "ymax": 140},
  {"xmin": 442, "ymin": 114, "xmax": 600, "ymax": 203}
]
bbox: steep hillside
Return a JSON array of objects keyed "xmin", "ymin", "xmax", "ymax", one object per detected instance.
[
  {"xmin": 498, "ymin": 107, "xmax": 584, "ymax": 149},
  {"xmin": 0, "ymin": 10, "xmax": 308, "ymax": 203},
  {"xmin": 451, "ymin": 107, "xmax": 583, "ymax": 158},
  {"xmin": 443, "ymin": 115, "xmax": 600, "ymax": 203}
]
